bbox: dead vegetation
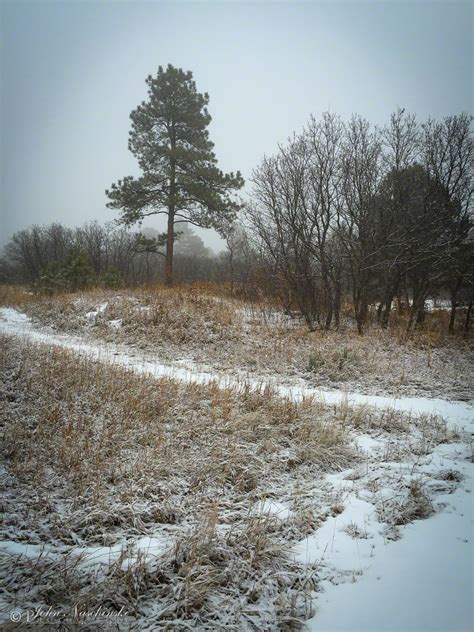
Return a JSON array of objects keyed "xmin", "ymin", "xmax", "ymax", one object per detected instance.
[
  {"xmin": 0, "ymin": 327, "xmax": 467, "ymax": 628},
  {"xmin": 1, "ymin": 283, "xmax": 472, "ymax": 401},
  {"xmin": 1, "ymin": 335, "xmax": 356, "ymax": 629}
]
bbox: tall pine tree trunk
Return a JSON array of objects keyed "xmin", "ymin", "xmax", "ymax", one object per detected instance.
[
  {"xmin": 165, "ymin": 145, "xmax": 177, "ymax": 287},
  {"xmin": 164, "ymin": 211, "xmax": 175, "ymax": 287}
]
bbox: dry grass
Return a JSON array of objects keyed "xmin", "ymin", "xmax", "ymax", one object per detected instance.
[
  {"xmin": 0, "ymin": 326, "xmax": 465, "ymax": 628},
  {"xmin": 1, "ymin": 283, "xmax": 471, "ymax": 401},
  {"xmin": 394, "ymin": 480, "xmax": 434, "ymax": 525},
  {"xmin": 1, "ymin": 335, "xmax": 356, "ymax": 629}
]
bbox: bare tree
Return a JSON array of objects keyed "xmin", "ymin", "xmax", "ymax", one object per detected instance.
[
  {"xmin": 373, "ymin": 108, "xmax": 421, "ymax": 326},
  {"xmin": 304, "ymin": 112, "xmax": 345, "ymax": 328},
  {"xmin": 337, "ymin": 115, "xmax": 381, "ymax": 333},
  {"xmin": 247, "ymin": 135, "xmax": 325, "ymax": 329}
]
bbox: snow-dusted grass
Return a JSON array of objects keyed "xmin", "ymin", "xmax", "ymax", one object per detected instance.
[
  {"xmin": 1, "ymin": 284, "xmax": 472, "ymax": 401},
  {"xmin": 1, "ymin": 306, "xmax": 472, "ymax": 429},
  {"xmin": 1, "ymin": 333, "xmax": 471, "ymax": 629},
  {"xmin": 1, "ymin": 286, "xmax": 472, "ymax": 630},
  {"xmin": 1, "ymin": 336, "xmax": 357, "ymax": 629}
]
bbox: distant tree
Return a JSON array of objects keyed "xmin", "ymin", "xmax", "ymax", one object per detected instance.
[
  {"xmin": 37, "ymin": 250, "xmax": 92, "ymax": 294},
  {"xmin": 248, "ymin": 137, "xmax": 321, "ymax": 330},
  {"xmin": 106, "ymin": 64, "xmax": 244, "ymax": 286},
  {"xmin": 381, "ymin": 107, "xmax": 419, "ymax": 172},
  {"xmin": 445, "ymin": 236, "xmax": 473, "ymax": 334},
  {"xmin": 221, "ymin": 221, "xmax": 255, "ymax": 293},
  {"xmin": 305, "ymin": 113, "xmax": 345, "ymax": 328},
  {"xmin": 75, "ymin": 221, "xmax": 109, "ymax": 276},
  {"xmin": 173, "ymin": 223, "xmax": 213, "ymax": 258},
  {"xmin": 3, "ymin": 224, "xmax": 74, "ymax": 283},
  {"xmin": 421, "ymin": 113, "xmax": 473, "ymax": 332},
  {"xmin": 373, "ymin": 165, "xmax": 467, "ymax": 332},
  {"xmin": 421, "ymin": 113, "xmax": 472, "ymax": 212},
  {"xmin": 375, "ymin": 108, "xmax": 421, "ymax": 327}
]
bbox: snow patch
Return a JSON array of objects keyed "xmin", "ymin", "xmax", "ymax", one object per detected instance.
[
  {"xmin": 85, "ymin": 302, "xmax": 108, "ymax": 322},
  {"xmin": 253, "ymin": 499, "xmax": 293, "ymax": 520}
]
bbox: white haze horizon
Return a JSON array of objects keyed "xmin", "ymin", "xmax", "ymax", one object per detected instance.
[{"xmin": 1, "ymin": 0, "xmax": 472, "ymax": 253}]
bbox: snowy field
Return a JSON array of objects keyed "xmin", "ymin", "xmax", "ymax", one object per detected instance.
[
  {"xmin": 1, "ymin": 302, "xmax": 473, "ymax": 631},
  {"xmin": 6, "ymin": 288, "xmax": 472, "ymax": 402}
]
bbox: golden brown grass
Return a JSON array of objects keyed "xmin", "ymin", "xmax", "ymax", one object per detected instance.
[
  {"xmin": 1, "ymin": 335, "xmax": 356, "ymax": 629},
  {"xmin": 1, "ymin": 330, "xmax": 464, "ymax": 628},
  {"xmin": 1, "ymin": 283, "xmax": 471, "ymax": 401}
]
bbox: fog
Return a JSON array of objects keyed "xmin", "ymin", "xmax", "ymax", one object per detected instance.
[{"xmin": 1, "ymin": 0, "xmax": 472, "ymax": 252}]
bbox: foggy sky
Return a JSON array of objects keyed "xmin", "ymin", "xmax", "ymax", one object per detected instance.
[{"xmin": 1, "ymin": 0, "xmax": 472, "ymax": 253}]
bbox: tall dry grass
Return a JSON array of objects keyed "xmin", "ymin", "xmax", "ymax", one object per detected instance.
[
  {"xmin": 1, "ymin": 283, "xmax": 472, "ymax": 401},
  {"xmin": 1, "ymin": 336, "xmax": 356, "ymax": 629}
]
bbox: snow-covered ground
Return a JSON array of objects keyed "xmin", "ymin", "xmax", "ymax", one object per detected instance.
[
  {"xmin": 299, "ymin": 441, "xmax": 473, "ymax": 632},
  {"xmin": 12, "ymin": 290, "xmax": 473, "ymax": 400},
  {"xmin": 1, "ymin": 307, "xmax": 473, "ymax": 631},
  {"xmin": 1, "ymin": 307, "xmax": 472, "ymax": 428}
]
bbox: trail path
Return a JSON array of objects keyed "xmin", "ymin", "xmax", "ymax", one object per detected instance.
[
  {"xmin": 1, "ymin": 307, "xmax": 472, "ymax": 631},
  {"xmin": 1, "ymin": 307, "xmax": 472, "ymax": 429}
]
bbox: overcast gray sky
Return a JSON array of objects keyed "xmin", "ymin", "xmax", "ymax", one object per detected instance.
[{"xmin": 1, "ymin": 0, "xmax": 472, "ymax": 252}]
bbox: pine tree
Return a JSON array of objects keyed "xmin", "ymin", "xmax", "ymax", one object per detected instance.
[{"xmin": 106, "ymin": 64, "xmax": 244, "ymax": 286}]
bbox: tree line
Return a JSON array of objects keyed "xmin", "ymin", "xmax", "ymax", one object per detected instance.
[
  {"xmin": 0, "ymin": 221, "xmax": 231, "ymax": 291},
  {"xmin": 1, "ymin": 65, "xmax": 472, "ymax": 334},
  {"xmin": 246, "ymin": 109, "xmax": 473, "ymax": 334}
]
